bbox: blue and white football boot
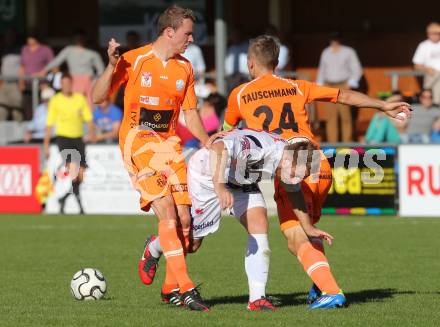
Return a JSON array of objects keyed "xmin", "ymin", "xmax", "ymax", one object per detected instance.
[
  {"xmin": 309, "ymin": 292, "xmax": 346, "ymax": 309},
  {"xmin": 306, "ymin": 284, "xmax": 322, "ymax": 304}
]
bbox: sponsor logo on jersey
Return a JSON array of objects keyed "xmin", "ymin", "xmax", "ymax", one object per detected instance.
[
  {"xmin": 139, "ymin": 108, "xmax": 173, "ymax": 132},
  {"xmin": 194, "ymin": 208, "xmax": 204, "ymax": 215},
  {"xmin": 160, "ymin": 75, "xmax": 168, "ymax": 80},
  {"xmin": 141, "ymin": 72, "xmax": 152, "ymax": 87},
  {"xmin": 156, "ymin": 172, "xmax": 168, "ymax": 188},
  {"xmin": 240, "ymin": 137, "xmax": 251, "ymax": 154},
  {"xmin": 176, "ymin": 79, "xmax": 185, "ymax": 90},
  {"xmin": 192, "ymin": 220, "xmax": 215, "ymax": 231},
  {"xmin": 139, "ymin": 96, "xmax": 159, "ymax": 106},
  {"xmin": 171, "ymin": 184, "xmax": 188, "ymax": 193},
  {"xmin": 166, "ymin": 98, "xmax": 176, "ymax": 106}
]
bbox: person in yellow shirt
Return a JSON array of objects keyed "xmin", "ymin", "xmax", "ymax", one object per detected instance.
[{"xmin": 44, "ymin": 73, "xmax": 95, "ymax": 214}]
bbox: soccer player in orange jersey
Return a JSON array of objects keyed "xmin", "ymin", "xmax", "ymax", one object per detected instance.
[
  {"xmin": 92, "ymin": 5, "xmax": 210, "ymax": 311},
  {"xmin": 223, "ymin": 35, "xmax": 412, "ymax": 309}
]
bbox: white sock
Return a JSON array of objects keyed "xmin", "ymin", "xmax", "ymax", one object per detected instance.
[
  {"xmin": 148, "ymin": 236, "xmax": 163, "ymax": 258},
  {"xmin": 245, "ymin": 234, "xmax": 270, "ymax": 302}
]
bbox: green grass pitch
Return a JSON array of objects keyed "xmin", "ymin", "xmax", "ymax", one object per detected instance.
[{"xmin": 0, "ymin": 214, "xmax": 439, "ymax": 327}]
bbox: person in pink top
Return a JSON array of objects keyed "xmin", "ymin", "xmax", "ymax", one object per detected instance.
[
  {"xmin": 177, "ymin": 93, "xmax": 223, "ymax": 147},
  {"xmin": 19, "ymin": 33, "xmax": 54, "ymax": 119},
  {"xmin": 19, "ymin": 33, "xmax": 54, "ymax": 76}
]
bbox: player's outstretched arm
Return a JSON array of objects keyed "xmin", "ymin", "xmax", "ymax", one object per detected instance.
[
  {"xmin": 92, "ymin": 38, "xmax": 120, "ymax": 104},
  {"xmin": 210, "ymin": 141, "xmax": 234, "ymax": 210},
  {"xmin": 183, "ymin": 109, "xmax": 209, "ymax": 146},
  {"xmin": 337, "ymin": 89, "xmax": 412, "ymax": 121},
  {"xmin": 281, "ymin": 182, "xmax": 334, "ymax": 245}
]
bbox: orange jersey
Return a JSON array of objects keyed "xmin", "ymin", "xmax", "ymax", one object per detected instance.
[
  {"xmin": 224, "ymin": 74, "xmax": 339, "ymax": 145},
  {"xmin": 110, "ymin": 44, "xmax": 197, "ymax": 147},
  {"xmin": 109, "ymin": 44, "xmax": 196, "ymax": 210}
]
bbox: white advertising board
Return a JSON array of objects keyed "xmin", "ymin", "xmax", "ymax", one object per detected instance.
[
  {"xmin": 399, "ymin": 145, "xmax": 440, "ymax": 217},
  {"xmin": 46, "ymin": 145, "xmax": 144, "ymax": 214}
]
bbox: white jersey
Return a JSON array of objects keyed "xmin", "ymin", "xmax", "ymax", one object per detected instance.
[
  {"xmin": 218, "ymin": 128, "xmax": 287, "ymax": 186},
  {"xmin": 188, "ymin": 130, "xmax": 285, "ymax": 238}
]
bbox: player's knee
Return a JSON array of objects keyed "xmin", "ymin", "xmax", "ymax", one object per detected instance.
[
  {"xmin": 284, "ymin": 226, "xmax": 308, "ymax": 256},
  {"xmin": 152, "ymin": 196, "xmax": 178, "ymax": 220}
]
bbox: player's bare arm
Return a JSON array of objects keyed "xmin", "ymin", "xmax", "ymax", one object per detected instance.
[
  {"xmin": 92, "ymin": 38, "xmax": 121, "ymax": 104},
  {"xmin": 183, "ymin": 109, "xmax": 210, "ymax": 146},
  {"xmin": 337, "ymin": 89, "xmax": 412, "ymax": 121},
  {"xmin": 209, "ymin": 141, "xmax": 234, "ymax": 210},
  {"xmin": 205, "ymin": 130, "xmax": 231, "ymax": 148}
]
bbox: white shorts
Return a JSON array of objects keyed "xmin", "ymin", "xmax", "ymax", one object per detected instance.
[{"xmin": 188, "ymin": 149, "xmax": 267, "ymax": 239}]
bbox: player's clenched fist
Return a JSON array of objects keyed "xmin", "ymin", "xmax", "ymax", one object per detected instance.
[
  {"xmin": 217, "ymin": 188, "xmax": 234, "ymax": 210},
  {"xmin": 107, "ymin": 38, "xmax": 121, "ymax": 66}
]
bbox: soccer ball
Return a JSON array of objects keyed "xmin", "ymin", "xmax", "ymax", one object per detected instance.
[{"xmin": 70, "ymin": 268, "xmax": 107, "ymax": 300}]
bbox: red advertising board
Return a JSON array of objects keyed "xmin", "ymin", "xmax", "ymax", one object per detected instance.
[{"xmin": 0, "ymin": 147, "xmax": 41, "ymax": 213}]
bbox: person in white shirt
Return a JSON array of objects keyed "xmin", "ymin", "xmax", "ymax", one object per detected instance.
[
  {"xmin": 265, "ymin": 25, "xmax": 290, "ymax": 72},
  {"xmin": 413, "ymin": 22, "xmax": 440, "ymax": 105},
  {"xmin": 182, "ymin": 43, "xmax": 206, "ymax": 80},
  {"xmin": 225, "ymin": 27, "xmax": 250, "ymax": 92},
  {"xmin": 141, "ymin": 128, "xmax": 334, "ymax": 311},
  {"xmin": 316, "ymin": 33, "xmax": 363, "ymax": 142}
]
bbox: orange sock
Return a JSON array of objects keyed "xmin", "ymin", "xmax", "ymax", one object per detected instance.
[
  {"xmin": 162, "ymin": 262, "xmax": 179, "ymax": 294},
  {"xmin": 297, "ymin": 242, "xmax": 340, "ymax": 295},
  {"xmin": 158, "ymin": 220, "xmax": 194, "ymax": 293}
]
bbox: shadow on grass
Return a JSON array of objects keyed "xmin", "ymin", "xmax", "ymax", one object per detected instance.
[
  {"xmin": 206, "ymin": 288, "xmax": 419, "ymax": 307},
  {"xmin": 206, "ymin": 292, "xmax": 307, "ymax": 307},
  {"xmin": 346, "ymin": 288, "xmax": 415, "ymax": 305}
]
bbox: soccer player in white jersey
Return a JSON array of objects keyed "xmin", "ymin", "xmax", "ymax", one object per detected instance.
[{"xmin": 141, "ymin": 128, "xmax": 333, "ymax": 310}]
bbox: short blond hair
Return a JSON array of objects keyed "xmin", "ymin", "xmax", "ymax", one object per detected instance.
[
  {"xmin": 157, "ymin": 5, "xmax": 195, "ymax": 36},
  {"xmin": 248, "ymin": 35, "xmax": 280, "ymax": 70}
]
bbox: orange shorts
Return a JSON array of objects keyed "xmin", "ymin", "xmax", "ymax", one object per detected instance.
[
  {"xmin": 274, "ymin": 155, "xmax": 332, "ymax": 231},
  {"xmin": 121, "ymin": 135, "xmax": 191, "ymax": 212}
]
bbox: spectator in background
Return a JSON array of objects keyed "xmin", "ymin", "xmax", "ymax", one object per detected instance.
[
  {"xmin": 118, "ymin": 30, "xmax": 142, "ymax": 55},
  {"xmin": 93, "ymin": 98, "xmax": 122, "ymax": 144},
  {"xmin": 193, "ymin": 77, "xmax": 217, "ymax": 100},
  {"xmin": 19, "ymin": 32, "xmax": 54, "ymax": 120},
  {"xmin": 206, "ymin": 91, "xmax": 227, "ymax": 119},
  {"xmin": 183, "ymin": 43, "xmax": 206, "ymax": 80},
  {"xmin": 178, "ymin": 93, "xmax": 224, "ymax": 148},
  {"xmin": 0, "ymin": 28, "xmax": 23, "ymax": 121},
  {"xmin": 225, "ymin": 26, "xmax": 249, "ymax": 93},
  {"xmin": 123, "ymin": 30, "xmax": 142, "ymax": 53},
  {"xmin": 44, "ymin": 73, "xmax": 95, "ymax": 214},
  {"xmin": 40, "ymin": 29, "xmax": 104, "ymax": 106},
  {"xmin": 364, "ymin": 94, "xmax": 402, "ymax": 144},
  {"xmin": 316, "ymin": 32, "xmax": 363, "ymax": 142},
  {"xmin": 413, "ymin": 22, "xmax": 440, "ymax": 105},
  {"xmin": 431, "ymin": 117, "xmax": 440, "ymax": 142},
  {"xmin": 265, "ymin": 25, "xmax": 290, "ymax": 73},
  {"xmin": 24, "ymin": 86, "xmax": 55, "ymax": 143},
  {"xmin": 200, "ymin": 93, "xmax": 224, "ymax": 134},
  {"xmin": 401, "ymin": 89, "xmax": 440, "ymax": 143}
]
